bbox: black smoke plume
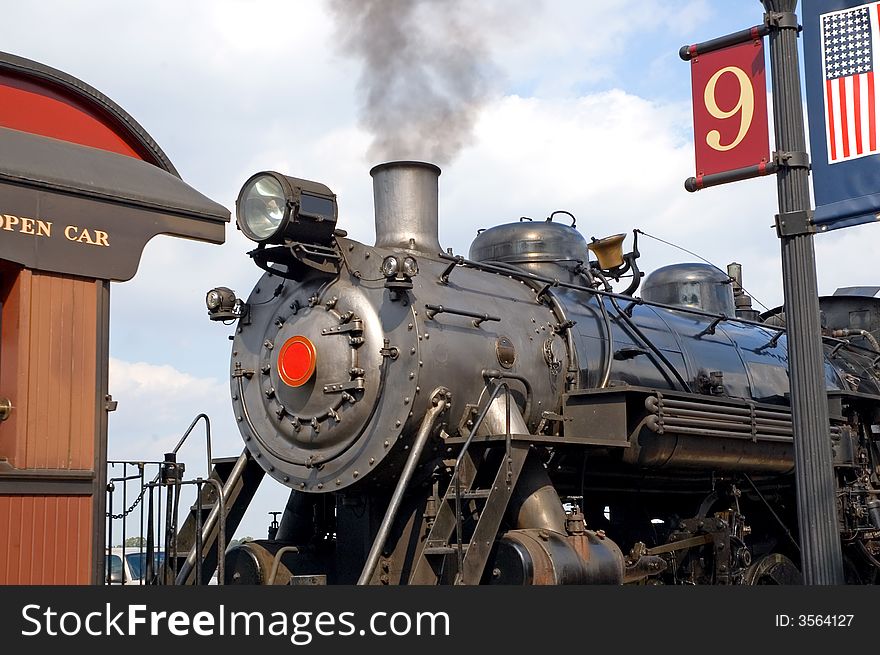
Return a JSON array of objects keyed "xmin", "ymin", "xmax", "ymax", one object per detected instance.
[{"xmin": 328, "ymin": 0, "xmax": 494, "ymax": 165}]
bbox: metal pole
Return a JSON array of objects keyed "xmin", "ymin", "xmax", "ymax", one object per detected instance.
[{"xmin": 761, "ymin": 0, "xmax": 844, "ymax": 584}]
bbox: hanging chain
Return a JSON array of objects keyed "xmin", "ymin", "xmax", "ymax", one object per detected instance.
[{"xmin": 106, "ymin": 485, "xmax": 147, "ymax": 520}]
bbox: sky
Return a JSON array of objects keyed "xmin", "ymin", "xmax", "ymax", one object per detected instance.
[{"xmin": 5, "ymin": 0, "xmax": 878, "ymax": 541}]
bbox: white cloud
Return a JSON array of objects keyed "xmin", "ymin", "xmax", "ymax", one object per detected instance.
[{"xmin": 108, "ymin": 358, "xmax": 236, "ymax": 464}]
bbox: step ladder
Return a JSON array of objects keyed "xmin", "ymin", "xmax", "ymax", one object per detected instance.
[{"xmin": 410, "ymin": 382, "xmax": 529, "ymax": 585}]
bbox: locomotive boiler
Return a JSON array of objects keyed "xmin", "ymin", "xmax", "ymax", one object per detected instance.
[{"xmin": 207, "ymin": 161, "xmax": 880, "ymax": 585}]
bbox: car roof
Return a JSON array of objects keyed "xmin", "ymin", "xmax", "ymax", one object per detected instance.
[{"xmin": 107, "ymin": 547, "xmax": 164, "ymax": 555}]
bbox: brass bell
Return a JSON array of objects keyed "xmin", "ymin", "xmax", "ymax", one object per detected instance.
[{"xmin": 588, "ymin": 233, "xmax": 626, "ymax": 270}]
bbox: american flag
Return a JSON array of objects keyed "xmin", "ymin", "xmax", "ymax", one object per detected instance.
[{"xmin": 821, "ymin": 3, "xmax": 880, "ymax": 163}]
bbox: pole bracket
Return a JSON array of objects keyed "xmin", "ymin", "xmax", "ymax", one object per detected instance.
[
  {"xmin": 775, "ymin": 209, "xmax": 815, "ymax": 238},
  {"xmin": 773, "ymin": 150, "xmax": 810, "ymax": 170},
  {"xmin": 764, "ymin": 11, "xmax": 800, "ymax": 30}
]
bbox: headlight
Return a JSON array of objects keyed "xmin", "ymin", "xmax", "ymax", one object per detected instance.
[
  {"xmin": 235, "ymin": 171, "xmax": 338, "ymax": 245},
  {"xmin": 402, "ymin": 256, "xmax": 419, "ymax": 277},
  {"xmin": 205, "ymin": 286, "xmax": 242, "ymax": 321},
  {"xmin": 381, "ymin": 255, "xmax": 399, "ymax": 278},
  {"xmin": 237, "ymin": 173, "xmax": 288, "ymax": 242},
  {"xmin": 206, "ymin": 289, "xmax": 223, "ymax": 310}
]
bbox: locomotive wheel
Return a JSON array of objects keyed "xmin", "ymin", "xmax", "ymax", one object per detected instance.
[{"xmin": 741, "ymin": 553, "xmax": 802, "ymax": 585}]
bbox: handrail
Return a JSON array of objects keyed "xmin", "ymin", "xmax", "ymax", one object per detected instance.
[
  {"xmin": 170, "ymin": 413, "xmax": 213, "ymax": 478},
  {"xmin": 174, "ymin": 455, "xmax": 240, "ymax": 585},
  {"xmin": 267, "ymin": 546, "xmax": 300, "ymax": 585}
]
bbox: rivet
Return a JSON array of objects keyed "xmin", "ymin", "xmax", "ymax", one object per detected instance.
[
  {"xmin": 418, "ymin": 360, "xmax": 423, "ymax": 367},
  {"xmin": 237, "ymin": 327, "xmax": 242, "ymax": 333},
  {"xmin": 255, "ymin": 452, "xmax": 261, "ymax": 458},
  {"xmin": 299, "ymin": 482, "xmax": 305, "ymax": 489},
  {"xmin": 353, "ymin": 471, "xmax": 359, "ymax": 478},
  {"xmin": 232, "ymin": 350, "xmax": 238, "ymax": 356},
  {"xmin": 317, "ymin": 483, "xmax": 324, "ymax": 489},
  {"xmin": 384, "ymin": 440, "xmax": 390, "ymax": 448},
  {"xmin": 369, "ymin": 458, "xmax": 375, "ymax": 465},
  {"xmin": 409, "ymin": 372, "xmax": 415, "ymax": 379},
  {"xmin": 408, "ymin": 323, "xmax": 414, "ymax": 330},
  {"xmin": 365, "ymin": 252, "xmax": 370, "ymax": 258},
  {"xmin": 395, "ymin": 420, "xmax": 401, "ymax": 428},
  {"xmin": 424, "ymin": 334, "xmax": 430, "ymax": 340},
  {"xmin": 232, "ymin": 394, "xmax": 239, "ymax": 401},
  {"xmin": 415, "ymin": 386, "xmax": 420, "ymax": 393},
  {"xmin": 411, "ymin": 347, "xmax": 416, "ymax": 355},
  {"xmin": 267, "ymin": 465, "xmax": 274, "ymax": 472},
  {"xmin": 282, "ymin": 476, "xmax": 289, "ymax": 482},
  {"xmin": 404, "ymin": 397, "xmax": 410, "ymax": 404},
  {"xmin": 336, "ymin": 479, "xmax": 341, "ymax": 486},
  {"xmin": 237, "ymin": 416, "xmax": 243, "ymax": 422}
]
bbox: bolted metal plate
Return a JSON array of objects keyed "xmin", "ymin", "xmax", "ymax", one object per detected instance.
[
  {"xmin": 231, "ymin": 267, "xmax": 418, "ymax": 491},
  {"xmin": 496, "ymin": 335, "xmax": 516, "ymax": 369}
]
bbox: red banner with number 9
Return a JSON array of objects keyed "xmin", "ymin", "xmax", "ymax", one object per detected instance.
[{"xmin": 691, "ymin": 39, "xmax": 769, "ymax": 178}]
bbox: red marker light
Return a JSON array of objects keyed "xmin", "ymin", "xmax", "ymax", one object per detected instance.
[{"xmin": 278, "ymin": 336, "xmax": 317, "ymax": 387}]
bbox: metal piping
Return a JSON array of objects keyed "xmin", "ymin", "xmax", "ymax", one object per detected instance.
[
  {"xmin": 831, "ymin": 328, "xmax": 880, "ymax": 353},
  {"xmin": 357, "ymin": 387, "xmax": 450, "ymax": 585},
  {"xmin": 476, "ymin": 388, "xmax": 567, "ymax": 534}
]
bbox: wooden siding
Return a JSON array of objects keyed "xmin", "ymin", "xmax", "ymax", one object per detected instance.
[
  {"xmin": 0, "ymin": 267, "xmax": 102, "ymax": 584},
  {"xmin": 0, "ymin": 268, "xmax": 98, "ymax": 469},
  {"xmin": 0, "ymin": 495, "xmax": 92, "ymax": 584}
]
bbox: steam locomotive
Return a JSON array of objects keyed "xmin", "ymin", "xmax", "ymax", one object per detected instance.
[{"xmin": 206, "ymin": 161, "xmax": 880, "ymax": 585}]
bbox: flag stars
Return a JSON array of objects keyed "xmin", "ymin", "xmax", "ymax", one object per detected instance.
[{"xmin": 822, "ymin": 6, "xmax": 873, "ymax": 80}]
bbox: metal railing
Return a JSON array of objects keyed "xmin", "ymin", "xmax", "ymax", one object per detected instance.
[{"xmin": 105, "ymin": 414, "xmax": 225, "ymax": 585}]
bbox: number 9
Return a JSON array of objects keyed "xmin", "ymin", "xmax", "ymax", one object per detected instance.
[{"xmin": 704, "ymin": 65, "xmax": 754, "ymax": 152}]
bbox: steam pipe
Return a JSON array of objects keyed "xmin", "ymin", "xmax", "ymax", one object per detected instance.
[{"xmin": 830, "ymin": 329, "xmax": 880, "ymax": 353}]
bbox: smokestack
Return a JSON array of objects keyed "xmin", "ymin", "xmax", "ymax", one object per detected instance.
[{"xmin": 370, "ymin": 161, "xmax": 441, "ymax": 254}]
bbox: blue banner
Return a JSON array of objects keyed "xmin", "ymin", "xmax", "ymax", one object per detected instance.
[{"xmin": 804, "ymin": 0, "xmax": 880, "ymax": 230}]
